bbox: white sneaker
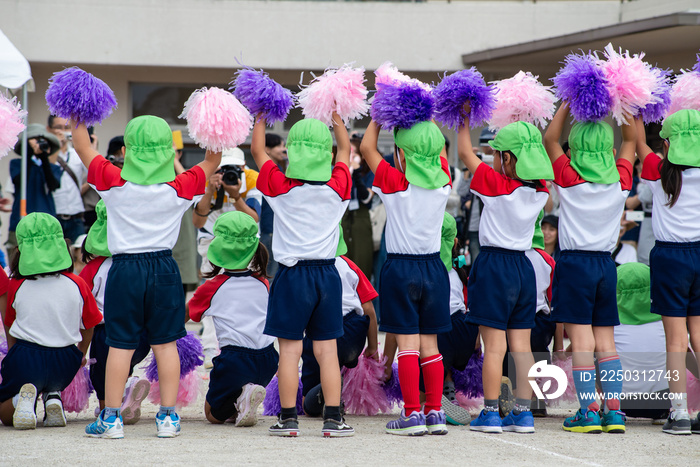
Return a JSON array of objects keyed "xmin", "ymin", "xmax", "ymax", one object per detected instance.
[
  {"xmin": 203, "ymin": 349, "xmax": 217, "ymax": 370},
  {"xmin": 234, "ymin": 384, "xmax": 266, "ymax": 427},
  {"xmin": 13, "ymin": 384, "xmax": 37, "ymax": 430},
  {"xmin": 43, "ymin": 396, "xmax": 67, "ymax": 427},
  {"xmin": 155, "ymin": 412, "xmax": 181, "ymax": 438}
]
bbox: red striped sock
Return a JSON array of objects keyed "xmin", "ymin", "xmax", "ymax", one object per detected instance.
[
  {"xmin": 397, "ymin": 350, "xmax": 421, "ymax": 416},
  {"xmin": 421, "ymin": 354, "xmax": 444, "ymax": 414}
]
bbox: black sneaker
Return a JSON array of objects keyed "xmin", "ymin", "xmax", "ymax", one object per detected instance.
[
  {"xmin": 303, "ymin": 384, "xmax": 323, "ymax": 418},
  {"xmin": 269, "ymin": 416, "xmax": 300, "ymax": 437},
  {"xmin": 531, "ymin": 398, "xmax": 548, "ymax": 418},
  {"xmin": 662, "ymin": 412, "xmax": 691, "ymax": 435},
  {"xmin": 443, "ymin": 382, "xmax": 457, "ymax": 403},
  {"xmin": 498, "ymin": 377, "xmax": 515, "ymax": 419},
  {"xmin": 321, "ymin": 417, "xmax": 355, "ymax": 438},
  {"xmin": 691, "ymin": 414, "xmax": 700, "ymax": 434}
]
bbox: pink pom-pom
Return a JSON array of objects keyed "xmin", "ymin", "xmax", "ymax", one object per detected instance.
[
  {"xmin": 455, "ymin": 392, "xmax": 484, "ymax": 414},
  {"xmin": 61, "ymin": 366, "xmax": 94, "ymax": 413},
  {"xmin": 179, "ymin": 87, "xmax": 252, "ymax": 152},
  {"xmin": 489, "ymin": 71, "xmax": 557, "ymax": 131},
  {"xmin": 667, "ymin": 70, "xmax": 700, "ymax": 115},
  {"xmin": 148, "ymin": 370, "xmax": 203, "ymax": 409},
  {"xmin": 599, "ymin": 44, "xmax": 660, "ymax": 125},
  {"xmin": 340, "ymin": 351, "xmax": 392, "ymax": 416},
  {"xmin": 551, "ymin": 355, "xmax": 578, "ymax": 404},
  {"xmin": 374, "ymin": 62, "xmax": 432, "ymax": 92},
  {"xmin": 297, "ymin": 65, "xmax": 369, "ymax": 127},
  {"xmin": 0, "ymin": 95, "xmax": 27, "ymax": 159},
  {"xmin": 688, "ymin": 370, "xmax": 700, "ymax": 412}
]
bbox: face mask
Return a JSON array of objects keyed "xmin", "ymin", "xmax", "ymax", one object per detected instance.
[{"xmin": 453, "ymin": 255, "xmax": 467, "ymax": 269}]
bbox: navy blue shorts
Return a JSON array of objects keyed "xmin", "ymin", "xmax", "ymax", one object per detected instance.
[
  {"xmin": 264, "ymin": 259, "xmax": 343, "ymax": 341},
  {"xmin": 301, "ymin": 312, "xmax": 370, "ymax": 397},
  {"xmin": 0, "ymin": 340, "xmax": 82, "ymax": 402},
  {"xmin": 551, "ymin": 250, "xmax": 619, "ymax": 326},
  {"xmin": 650, "ymin": 241, "xmax": 700, "ymax": 317},
  {"xmin": 437, "ymin": 312, "xmax": 479, "ymax": 373},
  {"xmin": 104, "ymin": 250, "xmax": 186, "ymax": 349},
  {"xmin": 206, "ymin": 344, "xmax": 279, "ymax": 422},
  {"xmin": 466, "ymin": 247, "xmax": 536, "ymax": 330},
  {"xmin": 379, "ymin": 253, "xmax": 451, "ymax": 335},
  {"xmin": 89, "ymin": 324, "xmax": 151, "ymax": 401}
]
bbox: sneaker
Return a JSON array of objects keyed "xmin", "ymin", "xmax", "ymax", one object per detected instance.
[
  {"xmin": 43, "ymin": 395, "xmax": 67, "ymax": 427},
  {"xmin": 120, "ymin": 378, "xmax": 150, "ymax": 426},
  {"xmin": 203, "ymin": 349, "xmax": 217, "ymax": 370},
  {"xmin": 234, "ymin": 383, "xmax": 266, "ymax": 427},
  {"xmin": 662, "ymin": 411, "xmax": 691, "ymax": 435},
  {"xmin": 441, "ymin": 394, "xmax": 471, "ymax": 426},
  {"xmin": 302, "ymin": 384, "xmax": 324, "ymax": 418},
  {"xmin": 155, "ymin": 412, "xmax": 181, "ymax": 438},
  {"xmin": 13, "ymin": 383, "xmax": 37, "ymax": 430},
  {"xmin": 85, "ymin": 410, "xmax": 124, "ymax": 439},
  {"xmin": 502, "ymin": 410, "xmax": 535, "ymax": 433},
  {"xmin": 269, "ymin": 416, "xmax": 300, "ymax": 437},
  {"xmin": 425, "ymin": 409, "xmax": 448, "ymax": 435},
  {"xmin": 498, "ymin": 377, "xmax": 515, "ymax": 418},
  {"xmin": 562, "ymin": 409, "xmax": 602, "ymax": 434},
  {"xmin": 600, "ymin": 410, "xmax": 626, "ymax": 434},
  {"xmin": 531, "ymin": 398, "xmax": 548, "ymax": 418},
  {"xmin": 443, "ymin": 381, "xmax": 457, "ymax": 403},
  {"xmin": 652, "ymin": 410, "xmax": 670, "ymax": 425},
  {"xmin": 691, "ymin": 414, "xmax": 700, "ymax": 434},
  {"xmin": 385, "ymin": 409, "xmax": 428, "ymax": 436},
  {"xmin": 322, "ymin": 417, "xmax": 355, "ymax": 437},
  {"xmin": 469, "ymin": 409, "xmax": 502, "ymax": 433}
]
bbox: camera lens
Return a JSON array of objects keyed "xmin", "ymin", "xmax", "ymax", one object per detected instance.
[{"xmin": 38, "ymin": 139, "xmax": 51, "ymax": 154}]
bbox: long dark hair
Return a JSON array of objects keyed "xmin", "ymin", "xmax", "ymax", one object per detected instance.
[
  {"xmin": 502, "ymin": 151, "xmax": 545, "ymax": 189},
  {"xmin": 203, "ymin": 242, "xmax": 270, "ymax": 279},
  {"xmin": 659, "ymin": 157, "xmax": 690, "ymax": 208},
  {"xmin": 10, "ymin": 242, "xmax": 73, "ymax": 280}
]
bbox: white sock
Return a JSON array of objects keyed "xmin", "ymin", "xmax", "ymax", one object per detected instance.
[
  {"xmin": 671, "ymin": 393, "xmax": 689, "ymax": 418},
  {"xmin": 12, "ymin": 394, "xmax": 19, "ymax": 408}
]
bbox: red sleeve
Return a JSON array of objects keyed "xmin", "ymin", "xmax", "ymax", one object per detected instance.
[
  {"xmin": 372, "ymin": 159, "xmax": 409, "ymax": 194},
  {"xmin": 0, "ymin": 268, "xmax": 9, "ymax": 296},
  {"xmin": 256, "ymin": 160, "xmax": 303, "ymax": 197},
  {"xmin": 166, "ymin": 166, "xmax": 206, "ymax": 200},
  {"xmin": 4, "ymin": 279, "xmax": 23, "ymax": 327},
  {"xmin": 441, "ymin": 157, "xmax": 453, "ymax": 188},
  {"xmin": 64, "ymin": 273, "xmax": 102, "ymax": 329},
  {"xmin": 253, "ymin": 274, "xmax": 270, "ymax": 292},
  {"xmin": 87, "ymin": 155, "xmax": 126, "ymax": 191},
  {"xmin": 617, "ymin": 159, "xmax": 634, "ymax": 191},
  {"xmin": 470, "ymin": 162, "xmax": 525, "ymax": 197},
  {"xmin": 641, "ymin": 153, "xmax": 662, "ymax": 182},
  {"xmin": 188, "ymin": 275, "xmax": 229, "ymax": 322},
  {"xmin": 78, "ymin": 256, "xmax": 107, "ymax": 292},
  {"xmin": 341, "ymin": 256, "xmax": 378, "ymax": 304},
  {"xmin": 327, "ymin": 162, "xmax": 352, "ymax": 200},
  {"xmin": 462, "ymin": 282, "xmax": 468, "ymax": 306},
  {"xmin": 552, "ymin": 156, "xmax": 585, "ymax": 188},
  {"xmin": 535, "ymin": 249, "xmax": 556, "ymax": 304}
]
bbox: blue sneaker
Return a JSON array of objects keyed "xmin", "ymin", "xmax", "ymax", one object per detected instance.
[
  {"xmin": 385, "ymin": 409, "xmax": 428, "ymax": 436},
  {"xmin": 469, "ymin": 409, "xmax": 502, "ymax": 433},
  {"xmin": 155, "ymin": 412, "xmax": 181, "ymax": 438},
  {"xmin": 502, "ymin": 410, "xmax": 535, "ymax": 433},
  {"xmin": 425, "ymin": 409, "xmax": 448, "ymax": 435},
  {"xmin": 86, "ymin": 409, "xmax": 124, "ymax": 439},
  {"xmin": 562, "ymin": 408, "xmax": 602, "ymax": 434},
  {"xmin": 601, "ymin": 410, "xmax": 626, "ymax": 433}
]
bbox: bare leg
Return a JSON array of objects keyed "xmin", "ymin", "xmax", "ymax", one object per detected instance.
[
  {"xmin": 0, "ymin": 399, "xmax": 15, "ymax": 426},
  {"xmin": 313, "ymin": 339, "xmax": 341, "ymax": 407},
  {"xmin": 277, "ymin": 338, "xmax": 303, "ymax": 409},
  {"xmin": 104, "ymin": 348, "xmax": 136, "ymax": 409},
  {"xmin": 663, "ymin": 316, "xmax": 689, "ymax": 396},
  {"xmin": 480, "ymin": 326, "xmax": 507, "ymax": 400},
  {"xmin": 507, "ymin": 328, "xmax": 534, "ymax": 401},
  {"xmin": 204, "ymin": 400, "xmax": 224, "ymax": 424},
  {"xmin": 152, "ymin": 342, "xmax": 180, "ymax": 407}
]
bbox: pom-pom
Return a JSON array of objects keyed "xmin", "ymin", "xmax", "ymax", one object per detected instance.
[
  {"xmin": 382, "ymin": 361, "xmax": 403, "ymax": 406},
  {"xmin": 296, "ymin": 65, "xmax": 369, "ymax": 126},
  {"xmin": 45, "ymin": 67, "xmax": 117, "ymax": 126},
  {"xmin": 452, "ymin": 351, "xmax": 484, "ymax": 399},
  {"xmin": 144, "ymin": 332, "xmax": 203, "ymax": 382},
  {"xmin": 489, "ymin": 71, "xmax": 557, "ymax": 131},
  {"xmin": 374, "ymin": 62, "xmax": 432, "ymax": 92},
  {"xmin": 455, "ymin": 392, "xmax": 484, "ymax": 413},
  {"xmin": 640, "ymin": 68, "xmax": 672, "ymax": 123},
  {"xmin": 551, "ymin": 53, "xmax": 611, "ymax": 122},
  {"xmin": 688, "ymin": 370, "xmax": 700, "ymax": 412},
  {"xmin": 148, "ymin": 371, "xmax": 203, "ymax": 409},
  {"xmin": 599, "ymin": 44, "xmax": 660, "ymax": 125},
  {"xmin": 551, "ymin": 355, "xmax": 578, "ymax": 404},
  {"xmin": 0, "ymin": 339, "xmax": 7, "ymax": 384},
  {"xmin": 371, "ymin": 82, "xmax": 434, "ymax": 130},
  {"xmin": 433, "ymin": 68, "xmax": 496, "ymax": 130},
  {"xmin": 262, "ymin": 375, "xmax": 304, "ymax": 416},
  {"xmin": 61, "ymin": 365, "xmax": 94, "ymax": 413},
  {"xmin": 667, "ymin": 69, "xmax": 700, "ymax": 115},
  {"xmin": 0, "ymin": 95, "xmax": 27, "ymax": 159},
  {"xmin": 340, "ymin": 352, "xmax": 392, "ymax": 416},
  {"xmin": 231, "ymin": 68, "xmax": 294, "ymax": 126},
  {"xmin": 179, "ymin": 87, "xmax": 252, "ymax": 151}
]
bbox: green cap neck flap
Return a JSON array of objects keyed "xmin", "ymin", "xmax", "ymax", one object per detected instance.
[
  {"xmin": 121, "ymin": 115, "xmax": 176, "ymax": 186},
  {"xmin": 85, "ymin": 200, "xmax": 111, "ymax": 257},
  {"xmin": 568, "ymin": 121, "xmax": 619, "ymax": 185},
  {"xmin": 660, "ymin": 109, "xmax": 700, "ymax": 168},
  {"xmin": 285, "ymin": 119, "xmax": 334, "ymax": 182},
  {"xmin": 16, "ymin": 212, "xmax": 72, "ymax": 276},
  {"xmin": 489, "ymin": 122, "xmax": 554, "ymax": 181},
  {"xmin": 531, "ymin": 210, "xmax": 545, "ymax": 250},
  {"xmin": 335, "ymin": 223, "xmax": 348, "ymax": 257},
  {"xmin": 616, "ymin": 262, "xmax": 659, "ymax": 326},
  {"xmin": 440, "ymin": 212, "xmax": 457, "ymax": 271},
  {"xmin": 394, "ymin": 121, "xmax": 450, "ymax": 190},
  {"xmin": 207, "ymin": 211, "xmax": 259, "ymax": 270}
]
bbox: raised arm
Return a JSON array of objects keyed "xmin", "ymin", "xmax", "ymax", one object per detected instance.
[
  {"xmin": 359, "ymin": 121, "xmax": 384, "ymax": 173},
  {"xmin": 544, "ymin": 104, "xmax": 568, "ymax": 164},
  {"xmin": 617, "ymin": 118, "xmax": 637, "ymax": 166},
  {"xmin": 362, "ymin": 301, "xmax": 379, "ymax": 361},
  {"xmin": 251, "ymin": 116, "xmax": 271, "ymax": 170},
  {"xmin": 633, "ymin": 117, "xmax": 653, "ymax": 164},
  {"xmin": 71, "ymin": 122, "xmax": 100, "ymax": 169},
  {"xmin": 332, "ymin": 111, "xmax": 350, "ymax": 168},
  {"xmin": 457, "ymin": 105, "xmax": 482, "ymax": 175},
  {"xmin": 196, "ymin": 149, "xmax": 222, "ymax": 180}
]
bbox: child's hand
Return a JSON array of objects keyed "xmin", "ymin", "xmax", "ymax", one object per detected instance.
[
  {"xmin": 364, "ymin": 346, "xmax": 379, "ymax": 361},
  {"xmin": 462, "ymin": 102, "xmax": 472, "ymax": 116},
  {"xmin": 206, "ymin": 173, "xmax": 223, "ymax": 194},
  {"xmin": 383, "ymin": 361, "xmax": 393, "ymax": 382}
]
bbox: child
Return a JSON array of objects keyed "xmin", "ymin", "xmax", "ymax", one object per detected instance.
[
  {"xmin": 71, "ymin": 115, "xmax": 221, "ymax": 438},
  {"xmin": 635, "ymin": 110, "xmax": 700, "ymax": 434},
  {"xmin": 79, "ymin": 200, "xmax": 151, "ymax": 423},
  {"xmin": 544, "ymin": 103, "xmax": 636, "ymax": 433},
  {"xmin": 186, "ymin": 211, "xmax": 278, "ymax": 426},
  {"xmin": 360, "ymin": 119, "xmax": 452, "ymax": 436},
  {"xmin": 458, "ymin": 109, "xmax": 553, "ymax": 434},
  {"xmin": 0, "ymin": 213, "xmax": 101, "ymax": 429},
  {"xmin": 252, "ymin": 113, "xmax": 353, "ymax": 437}
]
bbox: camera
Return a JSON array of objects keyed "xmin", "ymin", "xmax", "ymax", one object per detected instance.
[
  {"xmin": 218, "ymin": 165, "xmax": 243, "ymax": 186},
  {"xmin": 37, "ymin": 138, "xmax": 51, "ymax": 155}
]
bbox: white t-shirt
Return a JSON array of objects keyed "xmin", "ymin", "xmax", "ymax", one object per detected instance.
[
  {"xmin": 78, "ymin": 255, "xmax": 113, "ymax": 324},
  {"xmin": 53, "ymin": 148, "xmax": 87, "ymax": 215},
  {"xmin": 448, "ymin": 268, "xmax": 467, "ymax": 315},
  {"xmin": 336, "ymin": 256, "xmax": 378, "ymax": 317},
  {"xmin": 525, "ymin": 249, "xmax": 555, "ymax": 314},
  {"xmin": 614, "ymin": 321, "xmax": 668, "ymax": 394}
]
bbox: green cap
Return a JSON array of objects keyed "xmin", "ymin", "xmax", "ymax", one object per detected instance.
[
  {"xmin": 660, "ymin": 109, "xmax": 700, "ymax": 168},
  {"xmin": 16, "ymin": 213, "xmax": 72, "ymax": 276},
  {"xmin": 394, "ymin": 121, "xmax": 450, "ymax": 190},
  {"xmin": 207, "ymin": 211, "xmax": 259, "ymax": 270},
  {"xmin": 120, "ymin": 115, "xmax": 177, "ymax": 186},
  {"xmin": 285, "ymin": 119, "xmax": 334, "ymax": 182},
  {"xmin": 616, "ymin": 262, "xmax": 659, "ymax": 326},
  {"xmin": 531, "ymin": 210, "xmax": 545, "ymax": 250},
  {"xmin": 568, "ymin": 121, "xmax": 619, "ymax": 184},
  {"xmin": 440, "ymin": 212, "xmax": 457, "ymax": 271},
  {"xmin": 489, "ymin": 122, "xmax": 554, "ymax": 181},
  {"xmin": 85, "ymin": 200, "xmax": 110, "ymax": 257},
  {"xmin": 336, "ymin": 224, "xmax": 348, "ymax": 257}
]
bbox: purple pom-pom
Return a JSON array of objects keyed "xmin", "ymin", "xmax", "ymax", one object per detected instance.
[
  {"xmin": 371, "ymin": 82, "xmax": 434, "ymax": 130},
  {"xmin": 0, "ymin": 95, "xmax": 27, "ymax": 159},
  {"xmin": 693, "ymin": 51, "xmax": 700, "ymax": 73},
  {"xmin": 231, "ymin": 68, "xmax": 294, "ymax": 126},
  {"xmin": 552, "ymin": 52, "xmax": 612, "ymax": 122},
  {"xmin": 144, "ymin": 331, "xmax": 203, "ymax": 382},
  {"xmin": 45, "ymin": 67, "xmax": 117, "ymax": 126},
  {"xmin": 640, "ymin": 68, "xmax": 672, "ymax": 123},
  {"xmin": 433, "ymin": 68, "xmax": 496, "ymax": 130},
  {"xmin": 262, "ymin": 375, "xmax": 304, "ymax": 416},
  {"xmin": 382, "ymin": 361, "xmax": 403, "ymax": 406},
  {"xmin": 452, "ymin": 351, "xmax": 483, "ymax": 399}
]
